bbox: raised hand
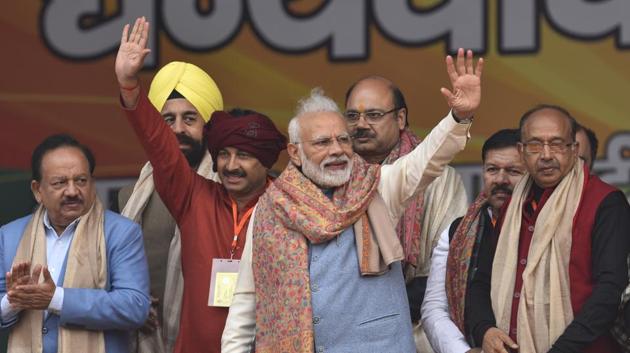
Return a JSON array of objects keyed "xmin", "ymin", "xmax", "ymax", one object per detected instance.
[
  {"xmin": 115, "ymin": 17, "xmax": 151, "ymax": 88},
  {"xmin": 440, "ymin": 48, "xmax": 484, "ymax": 121}
]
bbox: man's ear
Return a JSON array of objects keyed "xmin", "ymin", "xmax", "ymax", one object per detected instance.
[
  {"xmin": 573, "ymin": 141, "xmax": 580, "ymax": 158},
  {"xmin": 397, "ymin": 107, "xmax": 407, "ymax": 130},
  {"xmin": 287, "ymin": 143, "xmax": 302, "ymax": 167},
  {"xmin": 31, "ymin": 180, "xmax": 42, "ymax": 204}
]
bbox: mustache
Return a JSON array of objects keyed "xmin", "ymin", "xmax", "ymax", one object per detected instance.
[
  {"xmin": 322, "ymin": 155, "xmax": 351, "ymax": 167},
  {"xmin": 222, "ymin": 169, "xmax": 247, "ymax": 178},
  {"xmin": 176, "ymin": 133, "xmax": 204, "ymax": 166},
  {"xmin": 175, "ymin": 133, "xmax": 198, "ymax": 147},
  {"xmin": 351, "ymin": 129, "xmax": 375, "ymax": 139},
  {"xmin": 491, "ymin": 184, "xmax": 513, "ymax": 196},
  {"xmin": 61, "ymin": 196, "xmax": 83, "ymax": 205},
  {"xmin": 537, "ymin": 160, "xmax": 560, "ymax": 169}
]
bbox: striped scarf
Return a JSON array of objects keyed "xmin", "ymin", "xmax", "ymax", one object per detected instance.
[
  {"xmin": 445, "ymin": 193, "xmax": 488, "ymax": 332},
  {"xmin": 382, "ymin": 128, "xmax": 423, "ymax": 267}
]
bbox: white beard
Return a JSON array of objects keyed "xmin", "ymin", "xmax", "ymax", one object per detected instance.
[{"xmin": 299, "ymin": 147, "xmax": 353, "ymax": 188}]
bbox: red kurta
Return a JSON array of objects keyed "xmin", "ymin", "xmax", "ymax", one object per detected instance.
[
  {"xmin": 507, "ymin": 172, "xmax": 619, "ymax": 352},
  {"xmin": 125, "ymin": 92, "xmax": 263, "ymax": 353}
]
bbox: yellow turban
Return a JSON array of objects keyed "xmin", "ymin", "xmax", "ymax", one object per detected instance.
[{"xmin": 148, "ymin": 61, "xmax": 223, "ymax": 122}]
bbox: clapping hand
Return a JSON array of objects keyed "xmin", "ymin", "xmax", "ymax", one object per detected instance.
[{"xmin": 7, "ymin": 263, "xmax": 56, "ymax": 311}]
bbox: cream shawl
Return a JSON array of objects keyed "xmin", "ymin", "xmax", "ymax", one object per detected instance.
[
  {"xmin": 491, "ymin": 159, "xmax": 585, "ymax": 352},
  {"xmin": 123, "ymin": 152, "xmax": 216, "ymax": 353},
  {"xmin": 8, "ymin": 198, "xmax": 107, "ymax": 353}
]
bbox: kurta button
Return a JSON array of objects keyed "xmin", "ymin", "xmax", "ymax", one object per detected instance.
[
  {"xmin": 317, "ymin": 346, "xmax": 324, "ymax": 353},
  {"xmin": 520, "ymin": 258, "xmax": 527, "ymax": 265},
  {"xmin": 312, "ymin": 255, "xmax": 319, "ymax": 262},
  {"xmin": 312, "ymin": 283, "xmax": 319, "ymax": 292},
  {"xmin": 527, "ymin": 225, "xmax": 534, "ymax": 232},
  {"xmin": 514, "ymin": 292, "xmax": 520, "ymax": 299},
  {"xmin": 313, "ymin": 316, "xmax": 320, "ymax": 324},
  {"xmin": 42, "ymin": 327, "xmax": 48, "ymax": 334}
]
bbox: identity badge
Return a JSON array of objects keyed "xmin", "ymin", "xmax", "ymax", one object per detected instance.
[{"xmin": 208, "ymin": 258, "xmax": 241, "ymax": 307}]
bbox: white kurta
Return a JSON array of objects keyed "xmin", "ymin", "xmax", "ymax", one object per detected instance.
[{"xmin": 421, "ymin": 227, "xmax": 471, "ymax": 353}]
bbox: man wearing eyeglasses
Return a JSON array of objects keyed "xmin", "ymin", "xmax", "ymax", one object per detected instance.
[
  {"xmin": 466, "ymin": 105, "xmax": 630, "ymax": 353},
  {"xmin": 344, "ymin": 76, "xmax": 468, "ymax": 353},
  {"xmin": 422, "ymin": 129, "xmax": 525, "ymax": 353},
  {"xmin": 223, "ymin": 49, "xmax": 483, "ymax": 353}
]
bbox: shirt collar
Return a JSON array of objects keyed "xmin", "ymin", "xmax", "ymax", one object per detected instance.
[{"xmin": 43, "ymin": 210, "xmax": 81, "ymax": 237}]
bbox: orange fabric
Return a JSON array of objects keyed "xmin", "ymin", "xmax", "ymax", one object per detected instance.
[{"xmin": 230, "ymin": 200, "xmax": 255, "ymax": 257}]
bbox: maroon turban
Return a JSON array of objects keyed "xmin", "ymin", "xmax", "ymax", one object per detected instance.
[{"xmin": 204, "ymin": 111, "xmax": 287, "ymax": 172}]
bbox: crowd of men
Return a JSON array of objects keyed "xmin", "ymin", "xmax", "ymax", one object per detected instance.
[{"xmin": 1, "ymin": 16, "xmax": 629, "ymax": 353}]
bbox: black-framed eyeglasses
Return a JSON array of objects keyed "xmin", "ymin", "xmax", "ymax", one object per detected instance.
[
  {"xmin": 343, "ymin": 107, "xmax": 400, "ymax": 125},
  {"xmin": 520, "ymin": 141, "xmax": 575, "ymax": 154},
  {"xmin": 293, "ymin": 134, "xmax": 353, "ymax": 150}
]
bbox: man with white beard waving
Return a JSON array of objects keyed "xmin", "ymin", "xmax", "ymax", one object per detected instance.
[{"xmin": 222, "ymin": 49, "xmax": 484, "ymax": 353}]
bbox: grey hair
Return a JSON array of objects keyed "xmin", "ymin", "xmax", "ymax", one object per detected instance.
[{"xmin": 288, "ymin": 88, "xmax": 341, "ymax": 143}]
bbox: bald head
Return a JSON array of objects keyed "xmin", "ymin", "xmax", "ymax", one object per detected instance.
[
  {"xmin": 519, "ymin": 104, "xmax": 578, "ymax": 142},
  {"xmin": 344, "ymin": 76, "xmax": 408, "ymax": 164},
  {"xmin": 344, "ymin": 76, "xmax": 407, "ymax": 119}
]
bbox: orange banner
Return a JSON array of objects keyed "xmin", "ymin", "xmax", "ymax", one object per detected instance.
[{"xmin": 1, "ymin": 1, "xmax": 629, "ymax": 201}]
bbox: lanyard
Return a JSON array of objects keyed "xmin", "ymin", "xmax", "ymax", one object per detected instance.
[{"xmin": 230, "ymin": 200, "xmax": 254, "ymax": 259}]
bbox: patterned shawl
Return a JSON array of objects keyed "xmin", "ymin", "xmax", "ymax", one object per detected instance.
[
  {"xmin": 445, "ymin": 193, "xmax": 488, "ymax": 332},
  {"xmin": 252, "ymin": 154, "xmax": 404, "ymax": 353},
  {"xmin": 382, "ymin": 128, "xmax": 423, "ymax": 267}
]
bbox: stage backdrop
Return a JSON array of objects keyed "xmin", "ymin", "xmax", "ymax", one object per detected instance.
[{"xmin": 2, "ymin": 0, "xmax": 630, "ymax": 213}]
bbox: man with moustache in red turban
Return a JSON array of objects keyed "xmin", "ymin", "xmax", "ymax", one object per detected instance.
[{"xmin": 115, "ymin": 17, "xmax": 287, "ymax": 353}]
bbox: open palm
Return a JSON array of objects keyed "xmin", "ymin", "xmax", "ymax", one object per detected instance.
[
  {"xmin": 441, "ymin": 48, "xmax": 484, "ymax": 120},
  {"xmin": 115, "ymin": 17, "xmax": 151, "ymax": 87}
]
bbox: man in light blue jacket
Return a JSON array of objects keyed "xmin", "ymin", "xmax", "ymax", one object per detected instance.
[{"xmin": 0, "ymin": 134, "xmax": 150, "ymax": 353}]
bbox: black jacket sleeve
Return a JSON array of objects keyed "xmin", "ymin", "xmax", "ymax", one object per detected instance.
[
  {"xmin": 548, "ymin": 191, "xmax": 630, "ymax": 352},
  {"xmin": 465, "ymin": 215, "xmax": 498, "ymax": 346}
]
